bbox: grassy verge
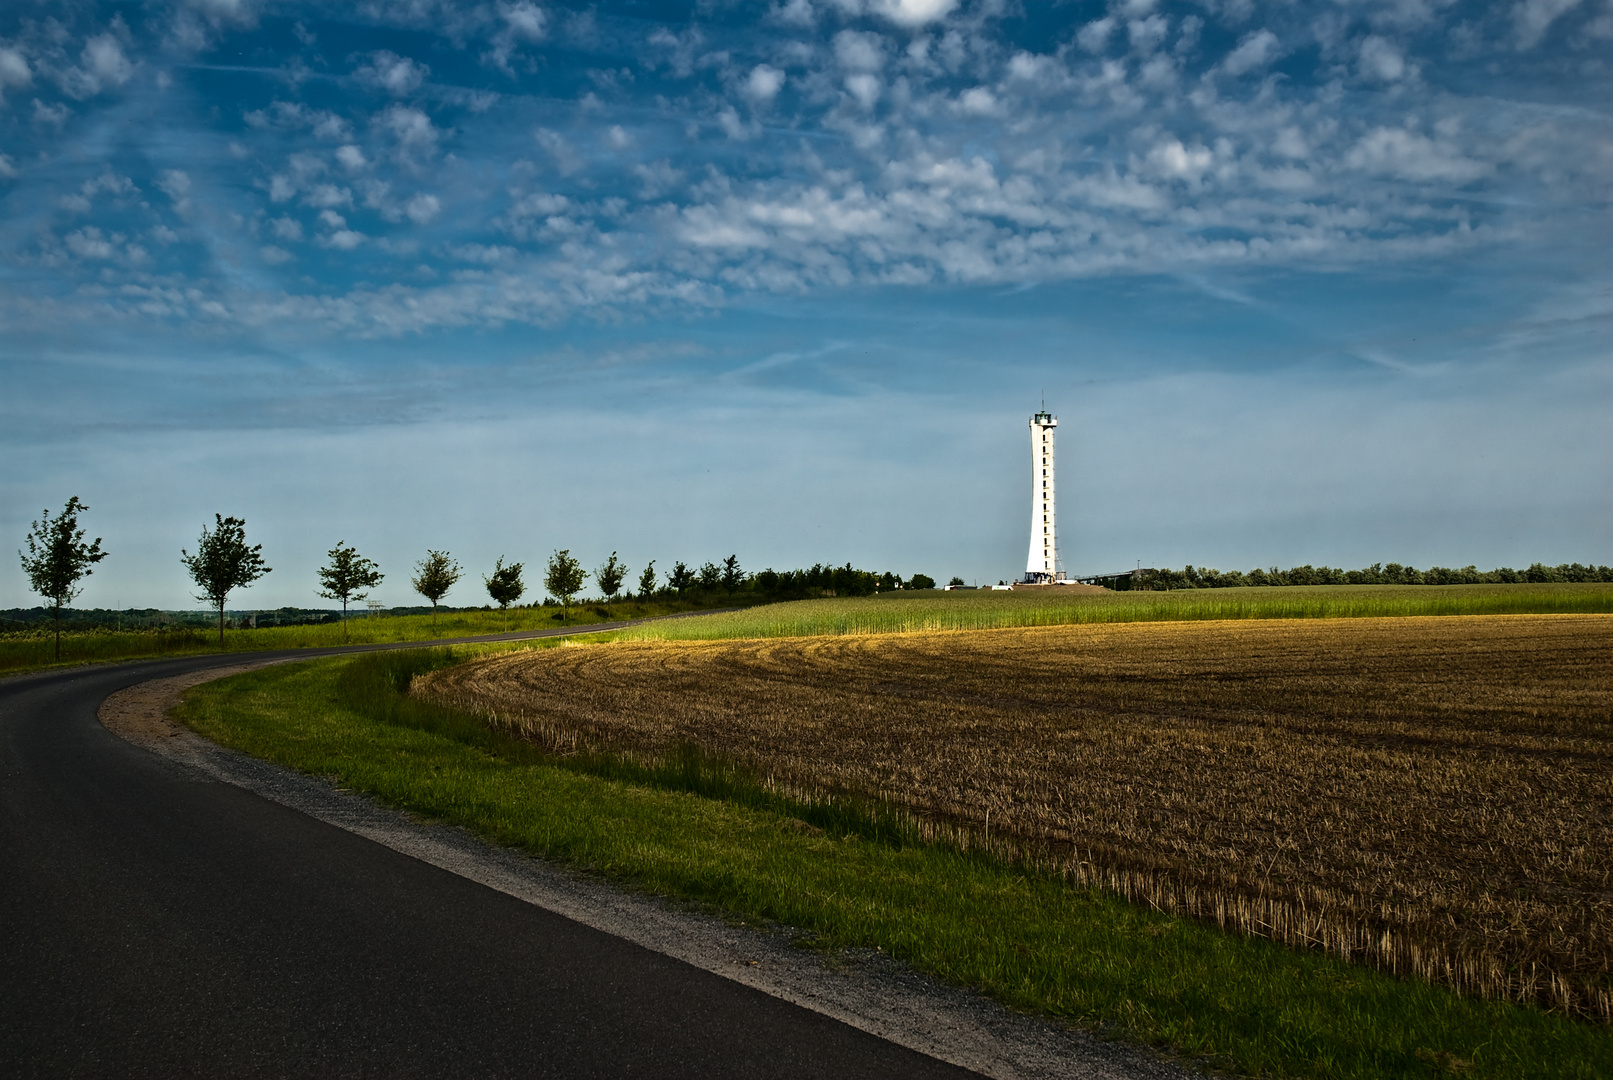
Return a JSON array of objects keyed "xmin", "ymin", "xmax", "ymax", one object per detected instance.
[
  {"xmin": 619, "ymin": 583, "xmax": 1613, "ymax": 641},
  {"xmin": 0, "ymin": 597, "xmax": 740, "ymax": 676},
  {"xmin": 175, "ymin": 651, "xmax": 1612, "ymax": 1080}
]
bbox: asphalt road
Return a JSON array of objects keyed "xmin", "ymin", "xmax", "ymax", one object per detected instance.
[{"xmin": 0, "ymin": 646, "xmax": 979, "ymax": 1078}]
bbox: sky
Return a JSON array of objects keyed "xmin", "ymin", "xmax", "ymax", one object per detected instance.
[{"xmin": 1, "ymin": 0, "xmax": 1609, "ymax": 610}]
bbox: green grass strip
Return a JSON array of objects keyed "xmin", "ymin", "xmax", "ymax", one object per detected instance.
[
  {"xmin": 619, "ymin": 584, "xmax": 1613, "ymax": 642},
  {"xmin": 175, "ymin": 653, "xmax": 1612, "ymax": 1080}
]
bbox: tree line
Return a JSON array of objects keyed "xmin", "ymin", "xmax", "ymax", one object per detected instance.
[
  {"xmin": 16, "ymin": 497, "xmax": 937, "ymax": 657},
  {"xmin": 1116, "ymin": 561, "xmax": 1613, "ymax": 591}
]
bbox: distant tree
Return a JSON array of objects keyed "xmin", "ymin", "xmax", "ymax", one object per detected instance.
[
  {"xmin": 484, "ymin": 557, "xmax": 525, "ymax": 610},
  {"xmin": 669, "ymin": 561, "xmax": 694, "ymax": 595},
  {"xmin": 181, "ymin": 514, "xmax": 271, "ymax": 645},
  {"xmin": 909, "ymin": 573, "xmax": 936, "ymax": 590},
  {"xmin": 947, "ymin": 576, "xmax": 965, "ymax": 587},
  {"xmin": 720, "ymin": 554, "xmax": 742, "ymax": 594},
  {"xmin": 411, "ymin": 550, "xmax": 462, "ymax": 631},
  {"xmin": 544, "ymin": 549, "xmax": 586, "ymax": 618},
  {"xmin": 698, "ymin": 561, "xmax": 721, "ymax": 590},
  {"xmin": 18, "ymin": 496, "xmax": 108, "ymax": 661},
  {"xmin": 316, "ymin": 542, "xmax": 384, "ymax": 641},
  {"xmin": 636, "ymin": 560, "xmax": 656, "ymax": 599},
  {"xmin": 595, "ymin": 552, "xmax": 626, "ymax": 601},
  {"xmin": 755, "ymin": 568, "xmax": 780, "ymax": 593}
]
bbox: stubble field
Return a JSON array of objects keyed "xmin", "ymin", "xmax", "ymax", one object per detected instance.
[{"xmin": 417, "ymin": 613, "xmax": 1613, "ymax": 1020}]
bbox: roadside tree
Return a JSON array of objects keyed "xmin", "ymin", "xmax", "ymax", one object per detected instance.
[
  {"xmin": 181, "ymin": 515, "xmax": 271, "ymax": 645},
  {"xmin": 909, "ymin": 573, "xmax": 936, "ymax": 590},
  {"xmin": 669, "ymin": 561, "xmax": 694, "ymax": 595},
  {"xmin": 545, "ymin": 549, "xmax": 586, "ymax": 619},
  {"xmin": 595, "ymin": 552, "xmax": 626, "ymax": 601},
  {"xmin": 484, "ymin": 557, "xmax": 525, "ymax": 610},
  {"xmin": 636, "ymin": 560, "xmax": 656, "ymax": 599},
  {"xmin": 720, "ymin": 554, "xmax": 742, "ymax": 594},
  {"xmin": 698, "ymin": 561, "xmax": 721, "ymax": 590},
  {"xmin": 316, "ymin": 542, "xmax": 384, "ymax": 641},
  {"xmin": 412, "ymin": 549, "xmax": 462, "ymax": 631},
  {"xmin": 18, "ymin": 496, "xmax": 108, "ymax": 661}
]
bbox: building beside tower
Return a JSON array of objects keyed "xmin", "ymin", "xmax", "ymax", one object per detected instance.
[{"xmin": 1024, "ymin": 410, "xmax": 1064, "ymax": 584}]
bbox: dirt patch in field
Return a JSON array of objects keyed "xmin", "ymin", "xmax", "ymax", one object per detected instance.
[{"xmin": 416, "ymin": 614, "xmax": 1613, "ymax": 1020}]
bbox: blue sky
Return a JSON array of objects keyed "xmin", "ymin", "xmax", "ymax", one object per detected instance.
[{"xmin": 2, "ymin": 0, "xmax": 1609, "ymax": 609}]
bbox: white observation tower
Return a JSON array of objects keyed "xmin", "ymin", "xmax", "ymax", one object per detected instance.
[{"xmin": 1025, "ymin": 410, "xmax": 1063, "ymax": 584}]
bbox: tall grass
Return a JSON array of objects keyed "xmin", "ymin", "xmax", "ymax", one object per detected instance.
[
  {"xmin": 339, "ymin": 649, "xmax": 919, "ymax": 847},
  {"xmin": 620, "ymin": 583, "xmax": 1613, "ymax": 641}
]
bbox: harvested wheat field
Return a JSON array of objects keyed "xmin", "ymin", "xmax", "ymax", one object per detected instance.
[{"xmin": 415, "ymin": 614, "xmax": 1613, "ymax": 1019}]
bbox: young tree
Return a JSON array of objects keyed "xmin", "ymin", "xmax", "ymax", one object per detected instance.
[
  {"xmin": 594, "ymin": 552, "xmax": 626, "ymax": 601},
  {"xmin": 545, "ymin": 549, "xmax": 586, "ymax": 619},
  {"xmin": 698, "ymin": 561, "xmax": 721, "ymax": 590},
  {"xmin": 316, "ymin": 542, "xmax": 384, "ymax": 641},
  {"xmin": 720, "ymin": 554, "xmax": 742, "ymax": 594},
  {"xmin": 669, "ymin": 561, "xmax": 694, "ymax": 595},
  {"xmin": 181, "ymin": 515, "xmax": 271, "ymax": 645},
  {"xmin": 18, "ymin": 496, "xmax": 108, "ymax": 661},
  {"xmin": 411, "ymin": 549, "xmax": 462, "ymax": 631},
  {"xmin": 636, "ymin": 560, "xmax": 656, "ymax": 600},
  {"xmin": 484, "ymin": 557, "xmax": 525, "ymax": 609}
]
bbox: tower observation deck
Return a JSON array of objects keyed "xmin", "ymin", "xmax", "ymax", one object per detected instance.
[{"xmin": 1025, "ymin": 411, "xmax": 1063, "ymax": 584}]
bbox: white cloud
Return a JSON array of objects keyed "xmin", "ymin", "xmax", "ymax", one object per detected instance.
[
  {"xmin": 834, "ymin": 30, "xmax": 885, "ymax": 72},
  {"xmin": 65, "ymin": 227, "xmax": 117, "ymax": 259},
  {"xmin": 380, "ymin": 105, "xmax": 440, "ymax": 155},
  {"xmin": 1220, "ymin": 29, "xmax": 1281, "ymax": 76},
  {"xmin": 845, "ymin": 73, "xmax": 882, "ymax": 109},
  {"xmin": 1128, "ymin": 15, "xmax": 1169, "ymax": 54},
  {"xmin": 406, "ymin": 193, "xmax": 441, "ymax": 223},
  {"xmin": 0, "ymin": 47, "xmax": 32, "ymax": 101},
  {"xmin": 502, "ymin": 2, "xmax": 547, "ymax": 40},
  {"xmin": 271, "ymin": 217, "xmax": 303, "ymax": 241},
  {"xmin": 32, "ymin": 100, "xmax": 71, "ymax": 127},
  {"xmin": 1513, "ymin": 0, "xmax": 1583, "ymax": 48},
  {"xmin": 1078, "ymin": 18, "xmax": 1116, "ymax": 53},
  {"xmin": 305, "ymin": 183, "xmax": 353, "ymax": 208},
  {"xmin": 354, "ymin": 51, "xmax": 430, "ymax": 96},
  {"xmin": 156, "ymin": 169, "xmax": 192, "ymax": 212},
  {"xmin": 324, "ymin": 229, "xmax": 365, "ymax": 250},
  {"xmin": 260, "ymin": 245, "xmax": 294, "ymax": 264},
  {"xmin": 1358, "ymin": 36, "xmax": 1408, "ymax": 81},
  {"xmin": 1345, "ymin": 127, "xmax": 1491, "ymax": 182},
  {"xmin": 824, "ymin": 0, "xmax": 956, "ymax": 26},
  {"xmin": 605, "ymin": 124, "xmax": 631, "ymax": 149},
  {"xmin": 872, "ymin": 0, "xmax": 957, "ymax": 27},
  {"xmin": 486, "ymin": 2, "xmax": 548, "ymax": 71},
  {"xmin": 335, "ymin": 144, "xmax": 368, "ymax": 171},
  {"xmin": 1147, "ymin": 138, "xmax": 1214, "ymax": 181},
  {"xmin": 743, "ymin": 64, "xmax": 786, "ymax": 103},
  {"xmin": 955, "ymin": 87, "xmax": 999, "ymax": 116},
  {"xmin": 63, "ymin": 35, "xmax": 134, "ymax": 99},
  {"xmin": 0, "ymin": 153, "xmax": 16, "ymax": 179}
]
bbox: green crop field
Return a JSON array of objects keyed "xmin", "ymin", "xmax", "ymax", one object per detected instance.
[{"xmin": 617, "ymin": 582, "xmax": 1613, "ymax": 641}]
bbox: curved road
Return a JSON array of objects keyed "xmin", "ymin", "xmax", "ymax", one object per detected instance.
[{"xmin": 1, "ymin": 641, "xmax": 979, "ymax": 1078}]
